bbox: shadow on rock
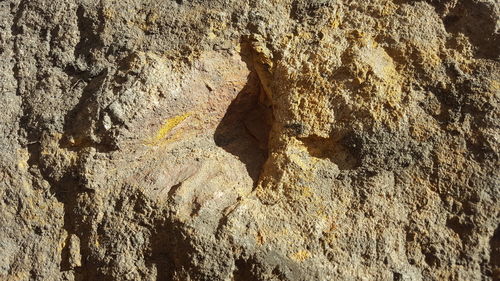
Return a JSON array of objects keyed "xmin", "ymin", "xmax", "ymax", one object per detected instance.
[{"xmin": 214, "ymin": 71, "xmax": 271, "ymax": 186}]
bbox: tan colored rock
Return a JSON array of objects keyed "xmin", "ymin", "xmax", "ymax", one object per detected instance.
[{"xmin": 1, "ymin": 0, "xmax": 498, "ymax": 280}]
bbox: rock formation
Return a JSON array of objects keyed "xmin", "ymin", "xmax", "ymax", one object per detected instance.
[{"xmin": 0, "ymin": 0, "xmax": 499, "ymax": 280}]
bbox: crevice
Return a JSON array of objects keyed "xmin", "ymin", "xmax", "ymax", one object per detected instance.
[
  {"xmin": 233, "ymin": 258, "xmax": 257, "ymax": 281},
  {"xmin": 10, "ymin": 0, "xmax": 28, "ymax": 37},
  {"xmin": 72, "ymin": 3, "xmax": 107, "ymax": 76},
  {"xmin": 21, "ymin": 135, "xmax": 88, "ymax": 277},
  {"xmin": 59, "ymin": 68, "xmax": 118, "ymax": 153},
  {"xmin": 10, "ymin": 3, "xmax": 86, "ymax": 277},
  {"xmin": 147, "ymin": 218, "xmax": 200, "ymax": 281},
  {"xmin": 487, "ymin": 224, "xmax": 500, "ymax": 279},
  {"xmin": 214, "ymin": 40, "xmax": 274, "ymax": 186},
  {"xmin": 146, "ymin": 222, "xmax": 176, "ymax": 281}
]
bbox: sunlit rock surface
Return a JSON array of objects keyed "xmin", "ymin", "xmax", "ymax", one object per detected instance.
[{"xmin": 1, "ymin": 0, "xmax": 499, "ymax": 280}]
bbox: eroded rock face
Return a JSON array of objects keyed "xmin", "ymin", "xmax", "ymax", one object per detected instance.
[{"xmin": 1, "ymin": 0, "xmax": 499, "ymax": 280}]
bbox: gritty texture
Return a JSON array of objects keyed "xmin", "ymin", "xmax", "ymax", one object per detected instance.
[{"xmin": 0, "ymin": 0, "xmax": 499, "ymax": 280}]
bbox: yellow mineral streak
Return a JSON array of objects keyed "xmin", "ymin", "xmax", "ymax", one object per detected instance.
[{"xmin": 146, "ymin": 113, "xmax": 191, "ymax": 146}]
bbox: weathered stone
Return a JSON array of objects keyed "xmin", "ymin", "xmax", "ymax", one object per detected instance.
[{"xmin": 0, "ymin": 0, "xmax": 498, "ymax": 280}]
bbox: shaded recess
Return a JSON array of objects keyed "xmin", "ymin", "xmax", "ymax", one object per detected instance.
[
  {"xmin": 233, "ymin": 258, "xmax": 258, "ymax": 281},
  {"xmin": 298, "ymin": 133, "xmax": 361, "ymax": 170},
  {"xmin": 489, "ymin": 225, "xmax": 500, "ymax": 279},
  {"xmin": 147, "ymin": 220, "xmax": 186, "ymax": 281},
  {"xmin": 442, "ymin": 0, "xmax": 499, "ymax": 59},
  {"xmin": 214, "ymin": 68, "xmax": 271, "ymax": 185}
]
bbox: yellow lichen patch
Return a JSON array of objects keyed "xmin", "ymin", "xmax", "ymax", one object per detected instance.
[
  {"xmin": 410, "ymin": 116, "xmax": 441, "ymax": 142},
  {"xmin": 102, "ymin": 7, "xmax": 115, "ymax": 20},
  {"xmin": 256, "ymin": 231, "xmax": 266, "ymax": 245},
  {"xmin": 301, "ymin": 186, "xmax": 313, "ymax": 198},
  {"xmin": 490, "ymin": 79, "xmax": 500, "ymax": 93},
  {"xmin": 207, "ymin": 32, "xmax": 217, "ymax": 40},
  {"xmin": 17, "ymin": 148, "xmax": 30, "ymax": 171},
  {"xmin": 290, "ymin": 250, "xmax": 311, "ymax": 262},
  {"xmin": 146, "ymin": 11, "xmax": 159, "ymax": 25},
  {"xmin": 329, "ymin": 18, "xmax": 340, "ymax": 28},
  {"xmin": 146, "ymin": 113, "xmax": 191, "ymax": 146},
  {"xmin": 415, "ymin": 46, "xmax": 443, "ymax": 69}
]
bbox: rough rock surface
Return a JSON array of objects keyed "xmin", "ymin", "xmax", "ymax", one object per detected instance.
[{"xmin": 1, "ymin": 0, "xmax": 499, "ymax": 280}]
